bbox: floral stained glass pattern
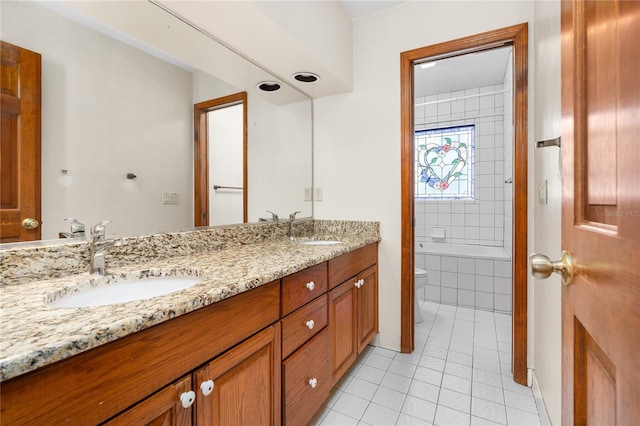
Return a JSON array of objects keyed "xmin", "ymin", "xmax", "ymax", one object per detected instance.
[{"xmin": 415, "ymin": 125, "xmax": 475, "ymax": 199}]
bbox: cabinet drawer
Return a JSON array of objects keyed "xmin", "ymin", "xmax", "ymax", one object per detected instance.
[
  {"xmin": 282, "ymin": 329, "xmax": 330, "ymax": 426},
  {"xmin": 281, "ymin": 262, "xmax": 327, "ymax": 316},
  {"xmin": 328, "ymin": 243, "xmax": 377, "ymax": 289},
  {"xmin": 281, "ymin": 294, "xmax": 327, "ymax": 358}
]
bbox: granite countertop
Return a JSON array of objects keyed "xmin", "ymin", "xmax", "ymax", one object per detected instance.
[{"xmin": 0, "ymin": 235, "xmax": 379, "ymax": 382}]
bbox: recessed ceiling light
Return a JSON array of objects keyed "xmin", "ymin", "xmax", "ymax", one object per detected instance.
[
  {"xmin": 257, "ymin": 81, "xmax": 281, "ymax": 92},
  {"xmin": 292, "ymin": 72, "xmax": 320, "ymax": 83},
  {"xmin": 419, "ymin": 62, "xmax": 437, "ymax": 69}
]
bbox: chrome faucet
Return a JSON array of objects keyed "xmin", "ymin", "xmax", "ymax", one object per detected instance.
[
  {"xmin": 289, "ymin": 211, "xmax": 302, "ymax": 240},
  {"xmin": 90, "ymin": 220, "xmax": 119, "ymax": 275},
  {"xmin": 60, "ymin": 218, "xmax": 85, "ymax": 239}
]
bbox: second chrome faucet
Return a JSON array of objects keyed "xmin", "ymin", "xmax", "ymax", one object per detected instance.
[{"xmin": 90, "ymin": 220, "xmax": 120, "ymax": 275}]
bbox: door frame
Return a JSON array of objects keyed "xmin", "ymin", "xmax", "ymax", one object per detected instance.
[
  {"xmin": 400, "ymin": 23, "xmax": 529, "ymax": 385},
  {"xmin": 194, "ymin": 92, "xmax": 248, "ymax": 226}
]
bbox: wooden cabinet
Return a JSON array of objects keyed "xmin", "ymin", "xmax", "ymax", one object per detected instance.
[
  {"xmin": 107, "ymin": 324, "xmax": 280, "ymax": 426},
  {"xmin": 0, "ymin": 282, "xmax": 280, "ymax": 425},
  {"xmin": 105, "ymin": 376, "xmax": 193, "ymax": 426},
  {"xmin": 328, "ymin": 245, "xmax": 378, "ymax": 385},
  {"xmin": 193, "ymin": 324, "xmax": 281, "ymax": 426},
  {"xmin": 0, "ymin": 243, "xmax": 378, "ymax": 426},
  {"xmin": 280, "ymin": 262, "xmax": 330, "ymax": 425}
]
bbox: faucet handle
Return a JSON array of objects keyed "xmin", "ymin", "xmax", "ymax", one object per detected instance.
[
  {"xmin": 289, "ymin": 211, "xmax": 302, "ymax": 220},
  {"xmin": 266, "ymin": 210, "xmax": 279, "ymax": 220},
  {"xmin": 64, "ymin": 218, "xmax": 85, "ymax": 234},
  {"xmin": 91, "ymin": 220, "xmax": 111, "ymax": 237}
]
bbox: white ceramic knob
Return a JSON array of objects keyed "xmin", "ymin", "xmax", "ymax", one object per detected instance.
[
  {"xmin": 306, "ymin": 281, "xmax": 315, "ymax": 291},
  {"xmin": 200, "ymin": 380, "xmax": 214, "ymax": 396},
  {"xmin": 309, "ymin": 378, "xmax": 318, "ymax": 388},
  {"xmin": 180, "ymin": 390, "xmax": 196, "ymax": 408},
  {"xmin": 306, "ymin": 320, "xmax": 315, "ymax": 330},
  {"xmin": 354, "ymin": 280, "xmax": 361, "ymax": 288}
]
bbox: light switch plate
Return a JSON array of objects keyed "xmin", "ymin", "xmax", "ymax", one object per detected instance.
[
  {"xmin": 162, "ymin": 192, "xmax": 178, "ymax": 204},
  {"xmin": 313, "ymin": 187, "xmax": 323, "ymax": 201},
  {"xmin": 537, "ymin": 180, "xmax": 548, "ymax": 205},
  {"xmin": 304, "ymin": 187, "xmax": 312, "ymax": 201}
]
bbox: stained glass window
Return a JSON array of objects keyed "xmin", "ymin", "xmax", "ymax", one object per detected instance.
[{"xmin": 415, "ymin": 125, "xmax": 475, "ymax": 199}]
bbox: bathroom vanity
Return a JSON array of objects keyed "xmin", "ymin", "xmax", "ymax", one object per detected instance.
[{"xmin": 0, "ymin": 221, "xmax": 379, "ymax": 425}]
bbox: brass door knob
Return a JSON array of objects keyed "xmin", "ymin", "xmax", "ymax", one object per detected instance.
[
  {"xmin": 22, "ymin": 218, "xmax": 39, "ymax": 230},
  {"xmin": 530, "ymin": 250, "xmax": 574, "ymax": 285}
]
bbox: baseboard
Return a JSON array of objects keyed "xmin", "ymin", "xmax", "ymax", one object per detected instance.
[{"xmin": 531, "ymin": 369, "xmax": 553, "ymax": 426}]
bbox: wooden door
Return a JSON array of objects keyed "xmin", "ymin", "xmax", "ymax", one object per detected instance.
[
  {"xmin": 329, "ymin": 279, "xmax": 357, "ymax": 385},
  {"xmin": 561, "ymin": 1, "xmax": 640, "ymax": 424},
  {"xmin": 193, "ymin": 324, "xmax": 280, "ymax": 426},
  {"xmin": 104, "ymin": 376, "xmax": 192, "ymax": 426},
  {"xmin": 356, "ymin": 265, "xmax": 378, "ymax": 354},
  {"xmin": 0, "ymin": 41, "xmax": 41, "ymax": 242}
]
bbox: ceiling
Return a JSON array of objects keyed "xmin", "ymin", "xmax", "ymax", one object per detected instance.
[
  {"xmin": 340, "ymin": 0, "xmax": 405, "ymax": 19},
  {"xmin": 414, "ymin": 47, "xmax": 513, "ymax": 98}
]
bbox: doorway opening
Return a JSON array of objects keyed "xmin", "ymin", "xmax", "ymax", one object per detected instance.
[
  {"xmin": 194, "ymin": 92, "xmax": 247, "ymax": 226},
  {"xmin": 400, "ymin": 23, "xmax": 529, "ymax": 385}
]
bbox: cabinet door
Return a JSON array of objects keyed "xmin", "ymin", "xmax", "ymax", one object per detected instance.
[
  {"xmin": 329, "ymin": 279, "xmax": 357, "ymax": 386},
  {"xmin": 104, "ymin": 375, "xmax": 192, "ymax": 426},
  {"xmin": 282, "ymin": 329, "xmax": 331, "ymax": 426},
  {"xmin": 357, "ymin": 265, "xmax": 378, "ymax": 354},
  {"xmin": 193, "ymin": 323, "xmax": 281, "ymax": 426}
]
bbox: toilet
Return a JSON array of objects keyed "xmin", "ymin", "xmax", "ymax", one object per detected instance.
[{"xmin": 415, "ymin": 267, "xmax": 429, "ymax": 323}]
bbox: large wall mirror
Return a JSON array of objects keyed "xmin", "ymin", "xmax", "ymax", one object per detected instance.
[{"xmin": 0, "ymin": 0, "xmax": 312, "ymax": 243}]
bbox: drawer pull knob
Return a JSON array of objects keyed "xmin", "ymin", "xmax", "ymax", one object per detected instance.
[
  {"xmin": 306, "ymin": 320, "xmax": 315, "ymax": 330},
  {"xmin": 180, "ymin": 391, "xmax": 196, "ymax": 408},
  {"xmin": 355, "ymin": 279, "xmax": 362, "ymax": 288},
  {"xmin": 309, "ymin": 378, "xmax": 318, "ymax": 388},
  {"xmin": 200, "ymin": 380, "xmax": 214, "ymax": 396},
  {"xmin": 306, "ymin": 281, "xmax": 315, "ymax": 291}
]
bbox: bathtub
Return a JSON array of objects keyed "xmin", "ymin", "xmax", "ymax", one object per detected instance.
[
  {"xmin": 415, "ymin": 241, "xmax": 512, "ymax": 312},
  {"xmin": 415, "ymin": 241, "xmax": 510, "ymax": 260}
]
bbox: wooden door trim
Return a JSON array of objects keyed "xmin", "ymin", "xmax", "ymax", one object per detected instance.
[
  {"xmin": 193, "ymin": 91, "xmax": 248, "ymax": 226},
  {"xmin": 400, "ymin": 23, "xmax": 529, "ymax": 385}
]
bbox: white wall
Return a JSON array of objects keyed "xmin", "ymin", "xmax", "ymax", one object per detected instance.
[
  {"xmin": 532, "ymin": 1, "xmax": 563, "ymax": 424},
  {"xmin": 314, "ymin": 1, "xmax": 534, "ymax": 350},
  {"xmin": 2, "ymin": 1, "xmax": 193, "ymax": 239}
]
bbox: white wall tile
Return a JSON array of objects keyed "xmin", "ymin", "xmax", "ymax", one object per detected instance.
[
  {"xmin": 494, "ymin": 261, "xmax": 511, "ymax": 278},
  {"xmin": 476, "ymin": 275, "xmax": 494, "ymax": 293},
  {"xmin": 494, "ymin": 277, "xmax": 511, "ymax": 295},
  {"xmin": 442, "ymin": 271, "xmax": 458, "ymax": 288},
  {"xmin": 476, "ymin": 260, "xmax": 494, "ymax": 276},
  {"xmin": 476, "ymin": 292, "xmax": 494, "ymax": 310},
  {"xmin": 458, "ymin": 258, "xmax": 476, "ymax": 274},
  {"xmin": 441, "ymin": 256, "xmax": 458, "ymax": 272},
  {"xmin": 442, "ymin": 287, "xmax": 457, "ymax": 304},
  {"xmin": 458, "ymin": 273, "xmax": 476, "ymax": 290}
]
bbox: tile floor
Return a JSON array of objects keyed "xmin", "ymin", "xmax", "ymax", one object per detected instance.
[{"xmin": 310, "ymin": 301, "xmax": 544, "ymax": 426}]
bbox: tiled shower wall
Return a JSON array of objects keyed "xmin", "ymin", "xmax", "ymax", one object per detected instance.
[
  {"xmin": 416, "ymin": 253, "xmax": 513, "ymax": 313},
  {"xmin": 414, "ymin": 52, "xmax": 514, "ymax": 313},
  {"xmin": 414, "ymin": 81, "xmax": 511, "ymax": 247},
  {"xmin": 503, "ymin": 54, "xmax": 514, "ymax": 257}
]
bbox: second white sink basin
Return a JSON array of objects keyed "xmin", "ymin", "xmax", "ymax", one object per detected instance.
[
  {"xmin": 300, "ymin": 240, "xmax": 343, "ymax": 246},
  {"xmin": 50, "ymin": 276, "xmax": 201, "ymax": 308}
]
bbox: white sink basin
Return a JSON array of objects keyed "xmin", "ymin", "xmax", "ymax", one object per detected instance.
[
  {"xmin": 300, "ymin": 240, "xmax": 343, "ymax": 246},
  {"xmin": 50, "ymin": 276, "xmax": 201, "ymax": 308}
]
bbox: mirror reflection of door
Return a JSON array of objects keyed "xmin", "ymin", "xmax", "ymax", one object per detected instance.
[
  {"xmin": 0, "ymin": 41, "xmax": 42, "ymax": 242},
  {"xmin": 194, "ymin": 92, "xmax": 247, "ymax": 227}
]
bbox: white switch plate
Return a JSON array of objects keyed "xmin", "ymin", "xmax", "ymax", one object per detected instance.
[
  {"xmin": 537, "ymin": 180, "xmax": 548, "ymax": 205},
  {"xmin": 313, "ymin": 187, "xmax": 323, "ymax": 201},
  {"xmin": 162, "ymin": 192, "xmax": 178, "ymax": 204},
  {"xmin": 304, "ymin": 187, "xmax": 312, "ymax": 201}
]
